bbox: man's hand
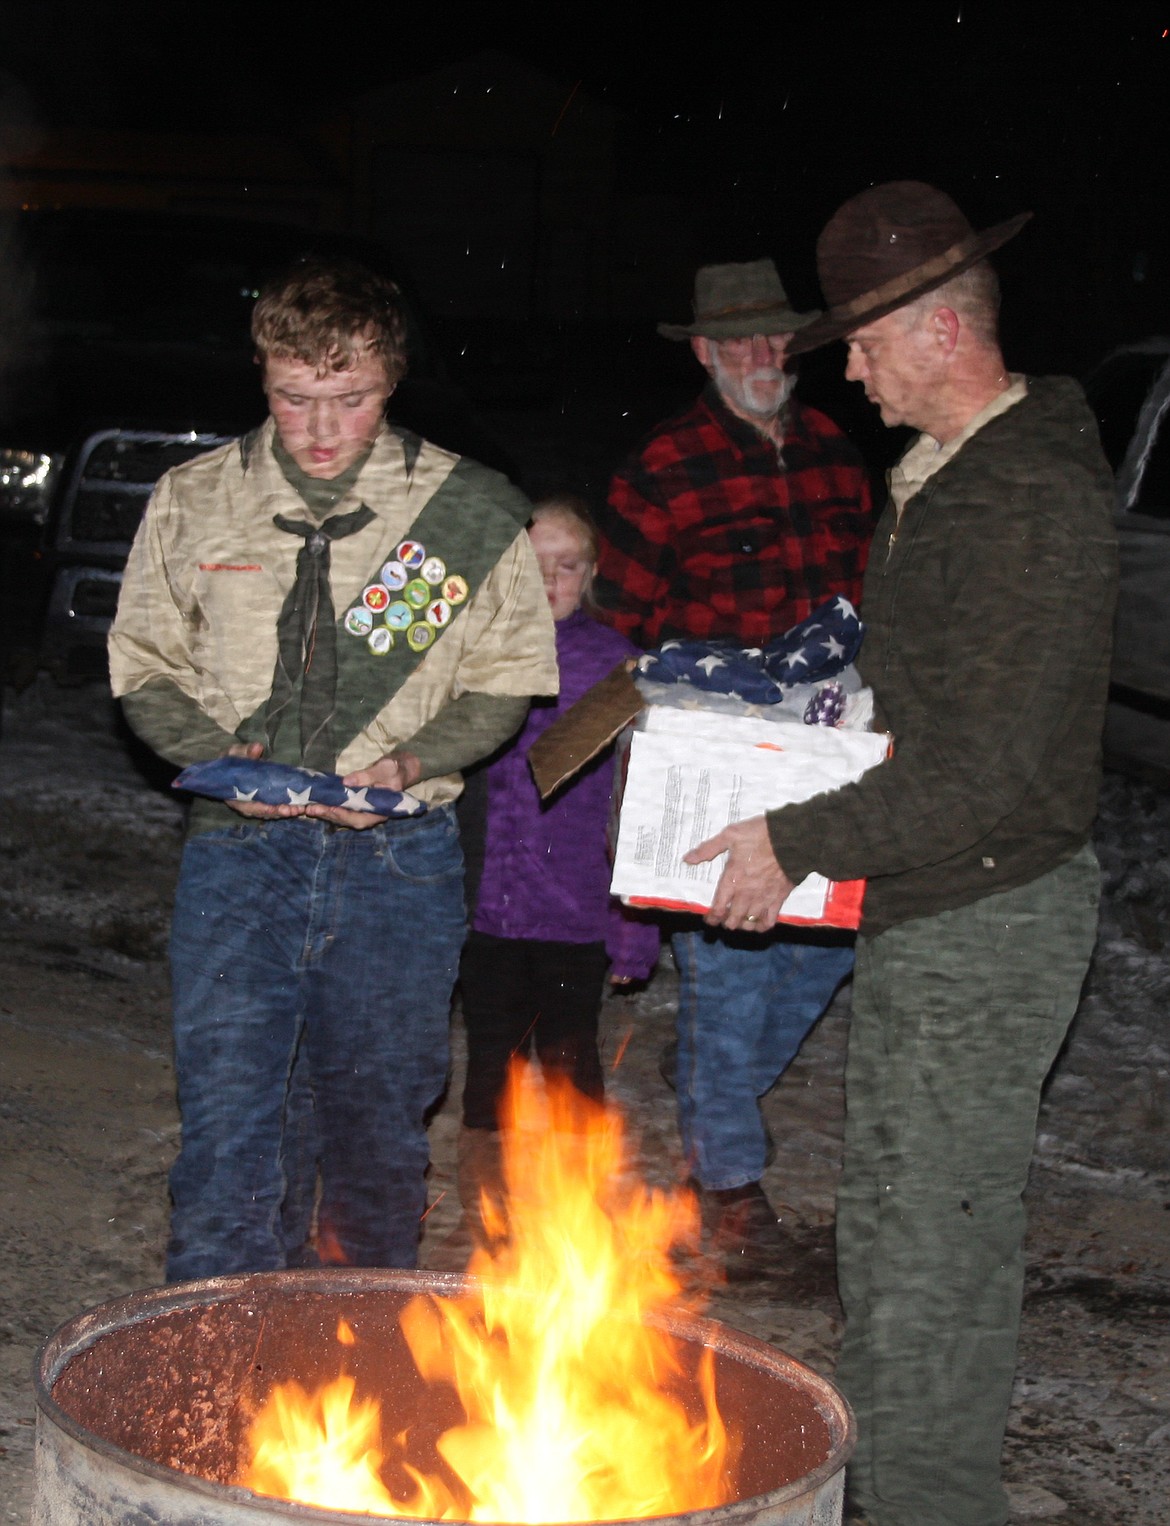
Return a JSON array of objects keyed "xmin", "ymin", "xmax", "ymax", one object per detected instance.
[
  {"xmin": 299, "ymin": 804, "xmax": 389, "ymax": 830},
  {"xmin": 683, "ymin": 815, "xmax": 796, "ymax": 932},
  {"xmin": 341, "ymin": 751, "xmax": 422, "ymax": 794},
  {"xmin": 299, "ymin": 751, "xmax": 422, "ymax": 831}
]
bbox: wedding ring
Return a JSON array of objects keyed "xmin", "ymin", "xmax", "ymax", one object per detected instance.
[{"xmin": 745, "ymin": 914, "xmax": 759, "ymax": 923}]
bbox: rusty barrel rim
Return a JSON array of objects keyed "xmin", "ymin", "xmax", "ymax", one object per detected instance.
[{"xmin": 35, "ymin": 1267, "xmax": 855, "ymax": 1524}]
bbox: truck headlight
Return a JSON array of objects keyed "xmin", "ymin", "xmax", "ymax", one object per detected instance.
[{"xmin": 0, "ymin": 449, "xmax": 60, "ymax": 523}]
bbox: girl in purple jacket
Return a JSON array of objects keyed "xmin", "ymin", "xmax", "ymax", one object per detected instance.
[{"xmin": 457, "ymin": 497, "xmax": 659, "ymax": 1222}]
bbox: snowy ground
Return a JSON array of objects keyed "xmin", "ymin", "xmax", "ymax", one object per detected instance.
[{"xmin": 0, "ymin": 673, "xmax": 1167, "ymax": 1524}]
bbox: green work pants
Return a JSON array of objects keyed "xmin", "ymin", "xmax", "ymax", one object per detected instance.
[{"xmin": 836, "ymin": 845, "xmax": 1100, "ymax": 1526}]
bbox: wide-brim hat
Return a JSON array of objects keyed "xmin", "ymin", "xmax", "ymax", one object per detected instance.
[
  {"xmin": 786, "ymin": 181, "xmax": 1031, "ymax": 357},
  {"xmin": 658, "ymin": 258, "xmax": 821, "ymax": 341}
]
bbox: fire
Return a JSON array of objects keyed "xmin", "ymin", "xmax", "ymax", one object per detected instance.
[
  {"xmin": 245, "ymin": 1373, "xmax": 395, "ymax": 1513},
  {"xmin": 241, "ymin": 1065, "xmax": 737, "ymax": 1520}
]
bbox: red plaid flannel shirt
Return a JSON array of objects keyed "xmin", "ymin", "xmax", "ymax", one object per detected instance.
[{"xmin": 596, "ymin": 387, "xmax": 874, "ymax": 648}]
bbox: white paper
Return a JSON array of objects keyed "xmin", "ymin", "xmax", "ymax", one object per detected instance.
[{"xmin": 610, "ymin": 715, "xmax": 889, "ymax": 917}]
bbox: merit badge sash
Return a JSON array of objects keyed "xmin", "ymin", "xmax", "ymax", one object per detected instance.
[{"xmin": 328, "ymin": 453, "xmax": 531, "ymax": 742}]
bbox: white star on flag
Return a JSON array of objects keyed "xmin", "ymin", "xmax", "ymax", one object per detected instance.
[
  {"xmin": 232, "ymin": 787, "xmax": 259, "ymax": 801},
  {"xmin": 343, "ymin": 786, "xmax": 373, "ymax": 812},
  {"xmin": 782, "ymin": 648, "xmax": 809, "ymax": 670},
  {"xmin": 696, "ymin": 653, "xmax": 727, "ymax": 675},
  {"xmin": 287, "ymin": 786, "xmax": 313, "ymax": 805},
  {"xmin": 823, "ymin": 635, "xmax": 846, "ymax": 659}
]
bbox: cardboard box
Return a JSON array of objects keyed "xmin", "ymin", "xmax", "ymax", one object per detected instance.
[{"xmin": 528, "ymin": 660, "xmax": 643, "ymax": 798}]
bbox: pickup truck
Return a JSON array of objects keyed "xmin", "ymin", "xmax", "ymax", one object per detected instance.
[{"xmin": 1084, "ymin": 337, "xmax": 1170, "ymax": 779}]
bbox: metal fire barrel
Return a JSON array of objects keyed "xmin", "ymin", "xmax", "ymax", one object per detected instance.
[{"xmin": 33, "ymin": 1268, "xmax": 855, "ymax": 1526}]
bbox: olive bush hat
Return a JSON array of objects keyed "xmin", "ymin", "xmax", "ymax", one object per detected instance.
[
  {"xmin": 657, "ymin": 258, "xmax": 821, "ymax": 341},
  {"xmin": 786, "ymin": 181, "xmax": 1031, "ymax": 356}
]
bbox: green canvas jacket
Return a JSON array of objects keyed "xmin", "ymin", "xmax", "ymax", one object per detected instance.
[{"xmin": 767, "ymin": 376, "xmax": 1119, "ymax": 933}]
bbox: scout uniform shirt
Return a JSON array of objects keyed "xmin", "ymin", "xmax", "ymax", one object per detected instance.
[{"xmin": 109, "ymin": 418, "xmax": 557, "ymax": 829}]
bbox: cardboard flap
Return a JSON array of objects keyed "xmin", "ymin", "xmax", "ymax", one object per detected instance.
[{"xmin": 528, "ymin": 659, "xmax": 644, "ymax": 798}]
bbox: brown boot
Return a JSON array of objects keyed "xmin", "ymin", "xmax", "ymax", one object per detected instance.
[
  {"xmin": 456, "ymin": 1126, "xmax": 506, "ymax": 1246},
  {"xmin": 705, "ymin": 1181, "xmax": 785, "ymax": 1281}
]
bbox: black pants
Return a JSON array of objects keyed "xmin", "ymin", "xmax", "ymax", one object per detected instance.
[{"xmin": 460, "ymin": 931, "xmax": 609, "ymax": 1130}]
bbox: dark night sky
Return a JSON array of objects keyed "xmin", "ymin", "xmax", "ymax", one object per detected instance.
[{"xmin": 2, "ymin": 1, "xmax": 1169, "ymax": 369}]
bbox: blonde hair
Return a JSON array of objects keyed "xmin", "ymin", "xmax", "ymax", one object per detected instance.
[{"xmin": 530, "ymin": 494, "xmax": 599, "ymax": 607}]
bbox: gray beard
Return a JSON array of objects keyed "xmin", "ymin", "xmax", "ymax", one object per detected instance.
[
  {"xmin": 711, "ymin": 360, "xmax": 795, "ymax": 427},
  {"xmin": 711, "ymin": 373, "xmax": 792, "ymax": 468}
]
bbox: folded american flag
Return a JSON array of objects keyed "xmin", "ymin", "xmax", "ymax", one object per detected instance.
[
  {"xmin": 635, "ymin": 596, "xmax": 863, "ymax": 705},
  {"xmin": 173, "ymin": 758, "xmax": 426, "ymax": 817}
]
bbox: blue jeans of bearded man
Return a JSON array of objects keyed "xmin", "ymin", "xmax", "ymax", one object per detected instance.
[
  {"xmin": 166, "ymin": 809, "xmax": 464, "ymax": 1281},
  {"xmin": 672, "ymin": 926, "xmax": 854, "ymax": 1190},
  {"xmin": 837, "ymin": 845, "xmax": 1100, "ymax": 1526}
]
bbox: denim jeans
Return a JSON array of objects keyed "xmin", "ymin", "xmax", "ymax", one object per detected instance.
[
  {"xmin": 836, "ymin": 846, "xmax": 1100, "ymax": 1526},
  {"xmin": 672, "ymin": 926, "xmax": 854, "ymax": 1190},
  {"xmin": 167, "ymin": 808, "xmax": 464, "ymax": 1281}
]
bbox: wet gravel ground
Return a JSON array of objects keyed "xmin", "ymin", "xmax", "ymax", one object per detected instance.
[{"xmin": 1, "ymin": 677, "xmax": 1168, "ymax": 1523}]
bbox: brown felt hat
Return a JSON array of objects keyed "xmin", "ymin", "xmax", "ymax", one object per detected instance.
[
  {"xmin": 786, "ymin": 181, "xmax": 1031, "ymax": 356},
  {"xmin": 657, "ymin": 258, "xmax": 820, "ymax": 341}
]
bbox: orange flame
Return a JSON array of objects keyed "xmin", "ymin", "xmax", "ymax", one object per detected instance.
[
  {"xmin": 242, "ymin": 1065, "xmax": 736, "ymax": 1519},
  {"xmin": 246, "ymin": 1371, "xmax": 394, "ymax": 1512}
]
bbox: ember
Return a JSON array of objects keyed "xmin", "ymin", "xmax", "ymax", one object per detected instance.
[{"xmin": 242, "ymin": 1065, "xmax": 734, "ymax": 1520}]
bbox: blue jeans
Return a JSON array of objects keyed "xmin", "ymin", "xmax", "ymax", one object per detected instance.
[
  {"xmin": 167, "ymin": 809, "xmax": 464, "ymax": 1281},
  {"xmin": 672, "ymin": 927, "xmax": 854, "ymax": 1190}
]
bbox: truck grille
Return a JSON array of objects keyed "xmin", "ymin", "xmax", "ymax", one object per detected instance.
[
  {"xmin": 41, "ymin": 427, "xmax": 235, "ymax": 682},
  {"xmin": 58, "ymin": 429, "xmax": 234, "ymax": 554},
  {"xmin": 70, "ymin": 485, "xmax": 156, "ymax": 544}
]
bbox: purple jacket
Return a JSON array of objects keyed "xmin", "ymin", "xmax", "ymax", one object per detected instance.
[{"xmin": 472, "ymin": 609, "xmax": 660, "ymax": 980}]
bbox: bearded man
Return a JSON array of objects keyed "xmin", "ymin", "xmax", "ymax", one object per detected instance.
[
  {"xmin": 687, "ymin": 186, "xmax": 1118, "ymax": 1526},
  {"xmin": 109, "ymin": 257, "xmax": 557, "ymax": 1280},
  {"xmin": 595, "ymin": 259, "xmax": 873, "ymax": 1275}
]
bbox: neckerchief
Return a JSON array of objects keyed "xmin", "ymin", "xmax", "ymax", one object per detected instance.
[{"xmin": 267, "ymin": 504, "xmax": 376, "ymax": 768}]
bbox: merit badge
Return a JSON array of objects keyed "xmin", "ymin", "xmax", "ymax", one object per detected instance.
[
  {"xmin": 367, "ymin": 626, "xmax": 394, "ymax": 655},
  {"xmin": 397, "ymin": 539, "xmax": 426, "ymax": 570},
  {"xmin": 404, "ymin": 578, "xmax": 430, "ymax": 609},
  {"xmin": 406, "ymin": 621, "xmax": 435, "ymax": 652},
  {"xmin": 362, "ymin": 583, "xmax": 390, "ymax": 612},
  {"xmin": 380, "ymin": 560, "xmax": 408, "ymax": 591},
  {"xmin": 421, "ymin": 555, "xmax": 446, "ymax": 586},
  {"xmin": 385, "ymin": 600, "xmax": 413, "ymax": 631},
  {"xmin": 345, "ymin": 606, "xmax": 374, "ymax": 636},
  {"xmin": 442, "ymin": 574, "xmax": 469, "ymax": 605},
  {"xmin": 425, "ymin": 598, "xmax": 452, "ymax": 628}
]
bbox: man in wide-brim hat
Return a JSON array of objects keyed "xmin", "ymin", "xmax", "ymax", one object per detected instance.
[
  {"xmin": 595, "ymin": 258, "xmax": 873, "ymax": 1278},
  {"xmin": 652, "ymin": 259, "xmax": 829, "ymax": 444},
  {"xmin": 686, "ymin": 183, "xmax": 1118, "ymax": 1526}
]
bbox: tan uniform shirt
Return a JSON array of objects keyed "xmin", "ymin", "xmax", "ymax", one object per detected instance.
[{"xmin": 109, "ymin": 419, "xmax": 558, "ymax": 807}]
